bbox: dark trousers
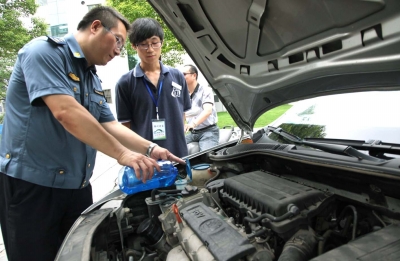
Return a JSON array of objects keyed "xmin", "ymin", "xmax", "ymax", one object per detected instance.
[{"xmin": 0, "ymin": 173, "xmax": 93, "ymax": 261}]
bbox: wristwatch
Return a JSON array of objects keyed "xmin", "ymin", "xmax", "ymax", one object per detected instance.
[{"xmin": 146, "ymin": 143, "xmax": 158, "ymax": 157}]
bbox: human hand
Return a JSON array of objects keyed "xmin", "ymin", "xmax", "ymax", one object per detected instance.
[
  {"xmin": 117, "ymin": 151, "xmax": 160, "ymax": 182},
  {"xmin": 150, "ymin": 145, "xmax": 186, "ymax": 165},
  {"xmin": 184, "ymin": 123, "xmax": 195, "ymax": 133}
]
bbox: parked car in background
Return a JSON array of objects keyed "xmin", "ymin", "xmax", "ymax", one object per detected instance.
[{"xmin": 56, "ymin": 1, "xmax": 400, "ymax": 260}]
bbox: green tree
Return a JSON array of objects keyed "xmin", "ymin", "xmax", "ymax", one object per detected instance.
[
  {"xmin": 107, "ymin": 0, "xmax": 185, "ymax": 67},
  {"xmin": 0, "ymin": 0, "xmax": 48, "ymax": 100},
  {"xmin": 128, "ymin": 53, "xmax": 139, "ymax": 70}
]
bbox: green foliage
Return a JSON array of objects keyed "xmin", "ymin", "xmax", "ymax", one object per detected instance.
[
  {"xmin": 254, "ymin": 104, "xmax": 292, "ymax": 128},
  {"xmin": 217, "ymin": 104, "xmax": 292, "ymax": 129},
  {"xmin": 107, "ymin": 0, "xmax": 185, "ymax": 67},
  {"xmin": 128, "ymin": 54, "xmax": 139, "ymax": 70},
  {"xmin": 0, "ymin": 0, "xmax": 48, "ymax": 100}
]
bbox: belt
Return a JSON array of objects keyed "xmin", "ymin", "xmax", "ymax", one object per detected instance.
[{"xmin": 191, "ymin": 124, "xmax": 217, "ymax": 133}]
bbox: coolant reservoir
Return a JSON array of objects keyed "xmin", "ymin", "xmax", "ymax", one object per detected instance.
[{"xmin": 190, "ymin": 163, "xmax": 216, "ymax": 187}]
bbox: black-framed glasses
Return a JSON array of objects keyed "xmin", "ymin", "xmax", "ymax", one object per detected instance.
[
  {"xmin": 104, "ymin": 26, "xmax": 124, "ymax": 51},
  {"xmin": 183, "ymin": 72, "xmax": 194, "ymax": 76},
  {"xmin": 136, "ymin": 42, "xmax": 163, "ymax": 50}
]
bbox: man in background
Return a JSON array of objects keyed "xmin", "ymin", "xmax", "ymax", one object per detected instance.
[
  {"xmin": 183, "ymin": 64, "xmax": 219, "ymax": 151},
  {"xmin": 115, "ymin": 18, "xmax": 191, "ymax": 158}
]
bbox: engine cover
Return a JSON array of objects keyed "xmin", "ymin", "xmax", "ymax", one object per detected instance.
[
  {"xmin": 221, "ymin": 171, "xmax": 331, "ymax": 234},
  {"xmin": 180, "ymin": 202, "xmax": 255, "ymax": 261}
]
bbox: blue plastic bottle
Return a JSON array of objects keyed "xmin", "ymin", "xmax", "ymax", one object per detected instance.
[{"xmin": 118, "ymin": 160, "xmax": 178, "ymax": 195}]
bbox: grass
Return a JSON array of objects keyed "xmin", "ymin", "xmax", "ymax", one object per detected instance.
[{"xmin": 217, "ymin": 104, "xmax": 292, "ymax": 128}]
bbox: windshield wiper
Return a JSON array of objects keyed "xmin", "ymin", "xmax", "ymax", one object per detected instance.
[
  {"xmin": 264, "ymin": 126, "xmax": 385, "ymax": 162},
  {"xmin": 303, "ymin": 138, "xmax": 400, "ymax": 157}
]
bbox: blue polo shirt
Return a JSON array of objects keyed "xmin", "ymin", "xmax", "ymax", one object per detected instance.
[
  {"xmin": 0, "ymin": 34, "xmax": 114, "ymax": 189},
  {"xmin": 115, "ymin": 62, "xmax": 191, "ymax": 158}
]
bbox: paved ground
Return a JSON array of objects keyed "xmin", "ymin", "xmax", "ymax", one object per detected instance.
[
  {"xmin": 0, "ymin": 152, "xmax": 120, "ymax": 261},
  {"xmin": 90, "ymin": 152, "xmax": 123, "ymax": 202},
  {"xmin": 0, "ymin": 226, "xmax": 5, "ymax": 261}
]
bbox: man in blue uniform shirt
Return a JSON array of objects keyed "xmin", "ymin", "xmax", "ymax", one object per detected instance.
[
  {"xmin": 0, "ymin": 6, "xmax": 184, "ymax": 261},
  {"xmin": 115, "ymin": 18, "xmax": 191, "ymax": 158}
]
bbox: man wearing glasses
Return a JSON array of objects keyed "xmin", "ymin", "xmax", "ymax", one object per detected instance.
[
  {"xmin": 183, "ymin": 65, "xmax": 219, "ymax": 152},
  {"xmin": 115, "ymin": 18, "xmax": 191, "ymax": 158},
  {"xmin": 0, "ymin": 7, "xmax": 184, "ymax": 261}
]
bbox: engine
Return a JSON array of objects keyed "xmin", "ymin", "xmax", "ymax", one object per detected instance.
[
  {"xmin": 150, "ymin": 170, "xmax": 331, "ymax": 261},
  {"xmin": 93, "ymin": 156, "xmax": 400, "ymax": 261},
  {"xmin": 102, "ymin": 162, "xmax": 399, "ymax": 261}
]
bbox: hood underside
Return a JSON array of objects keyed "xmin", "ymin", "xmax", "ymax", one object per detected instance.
[{"xmin": 149, "ymin": 0, "xmax": 400, "ymax": 131}]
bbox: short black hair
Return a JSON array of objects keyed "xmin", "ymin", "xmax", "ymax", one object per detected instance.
[
  {"xmin": 77, "ymin": 6, "xmax": 130, "ymax": 32},
  {"xmin": 129, "ymin": 18, "xmax": 164, "ymax": 45},
  {"xmin": 185, "ymin": 64, "xmax": 198, "ymax": 80}
]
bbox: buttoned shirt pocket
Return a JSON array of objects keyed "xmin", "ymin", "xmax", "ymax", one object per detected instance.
[{"xmin": 89, "ymin": 93, "xmax": 106, "ymax": 121}]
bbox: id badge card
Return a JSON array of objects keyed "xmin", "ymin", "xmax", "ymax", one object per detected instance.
[{"xmin": 152, "ymin": 119, "xmax": 167, "ymax": 140}]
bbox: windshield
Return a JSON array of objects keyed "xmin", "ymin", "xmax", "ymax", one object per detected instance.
[{"xmin": 269, "ymin": 91, "xmax": 400, "ymax": 144}]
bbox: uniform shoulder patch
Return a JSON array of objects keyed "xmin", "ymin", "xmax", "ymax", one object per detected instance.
[
  {"xmin": 68, "ymin": 72, "xmax": 80, "ymax": 82},
  {"xmin": 47, "ymin": 36, "xmax": 66, "ymax": 46}
]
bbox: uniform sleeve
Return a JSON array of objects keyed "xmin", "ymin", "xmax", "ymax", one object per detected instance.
[
  {"xmin": 19, "ymin": 38, "xmax": 73, "ymax": 105},
  {"xmin": 202, "ymin": 86, "xmax": 215, "ymax": 106},
  {"xmin": 115, "ymin": 74, "xmax": 133, "ymax": 123},
  {"xmin": 99, "ymin": 102, "xmax": 116, "ymax": 123}
]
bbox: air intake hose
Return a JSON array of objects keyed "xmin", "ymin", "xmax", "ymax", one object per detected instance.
[{"xmin": 277, "ymin": 228, "xmax": 318, "ymax": 261}]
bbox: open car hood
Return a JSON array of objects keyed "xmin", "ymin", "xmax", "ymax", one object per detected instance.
[{"xmin": 148, "ymin": 0, "xmax": 400, "ymax": 132}]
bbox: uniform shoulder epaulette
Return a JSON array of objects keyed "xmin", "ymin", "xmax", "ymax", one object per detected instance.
[{"xmin": 47, "ymin": 36, "xmax": 66, "ymax": 46}]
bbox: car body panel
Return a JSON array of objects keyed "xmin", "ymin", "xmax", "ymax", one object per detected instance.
[
  {"xmin": 55, "ymin": 208, "xmax": 113, "ymax": 261},
  {"xmin": 148, "ymin": 0, "xmax": 400, "ymax": 131}
]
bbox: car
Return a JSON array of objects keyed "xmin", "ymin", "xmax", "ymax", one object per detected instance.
[{"xmin": 56, "ymin": 1, "xmax": 400, "ymax": 261}]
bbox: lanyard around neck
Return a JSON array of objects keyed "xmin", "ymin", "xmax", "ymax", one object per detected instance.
[{"xmin": 143, "ymin": 78, "xmax": 163, "ymax": 120}]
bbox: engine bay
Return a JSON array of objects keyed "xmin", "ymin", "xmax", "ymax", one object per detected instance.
[{"xmin": 81, "ymin": 150, "xmax": 400, "ymax": 261}]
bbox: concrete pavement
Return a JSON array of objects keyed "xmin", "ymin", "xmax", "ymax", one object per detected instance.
[
  {"xmin": 90, "ymin": 152, "xmax": 123, "ymax": 202},
  {"xmin": 0, "ymin": 226, "xmax": 5, "ymax": 261},
  {"xmin": 0, "ymin": 152, "xmax": 121, "ymax": 261}
]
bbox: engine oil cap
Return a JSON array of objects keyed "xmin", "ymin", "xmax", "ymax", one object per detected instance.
[{"xmin": 185, "ymin": 158, "xmax": 192, "ymax": 181}]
